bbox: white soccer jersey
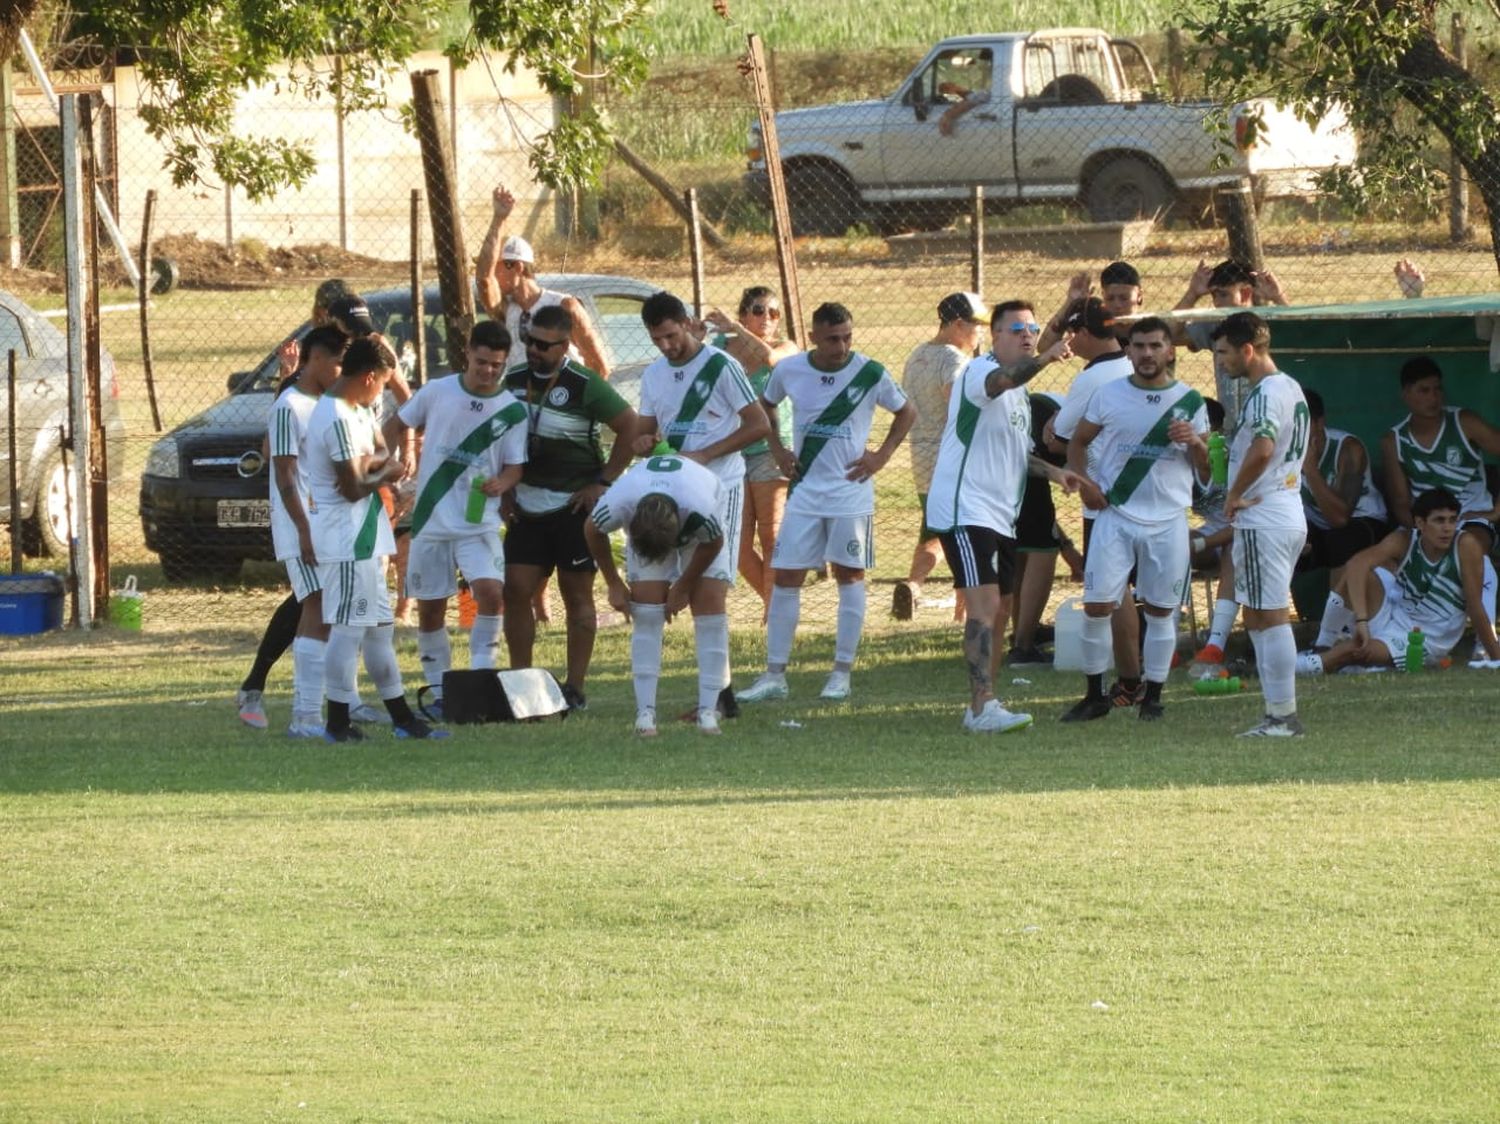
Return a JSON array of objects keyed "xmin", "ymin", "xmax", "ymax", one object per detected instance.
[
  {"xmin": 764, "ymin": 349, "xmax": 907, "ymax": 518},
  {"xmin": 398, "ymin": 374, "xmax": 528, "ymax": 540},
  {"xmin": 267, "ymin": 383, "xmax": 321, "ymax": 561},
  {"xmin": 924, "ymin": 355, "xmax": 1032, "ymax": 536},
  {"xmin": 1084, "ymin": 377, "xmax": 1208, "ymax": 524},
  {"xmin": 590, "ymin": 453, "xmax": 725, "ymax": 546},
  {"xmin": 640, "ymin": 342, "xmax": 757, "ymax": 486},
  {"xmin": 1053, "ymin": 351, "xmax": 1133, "ymax": 522},
  {"xmin": 1229, "ymin": 372, "xmax": 1309, "ymax": 532},
  {"xmin": 305, "ymin": 395, "xmax": 395, "ymax": 563}
]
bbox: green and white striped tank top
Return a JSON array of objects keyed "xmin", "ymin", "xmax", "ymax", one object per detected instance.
[
  {"xmin": 1391, "ymin": 407, "xmax": 1490, "ymax": 513},
  {"xmin": 1302, "ymin": 428, "xmax": 1387, "ymax": 530}
]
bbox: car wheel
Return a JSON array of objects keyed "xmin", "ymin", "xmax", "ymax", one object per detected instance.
[
  {"xmin": 22, "ymin": 451, "xmax": 76, "ymax": 558},
  {"xmin": 159, "ymin": 550, "xmax": 244, "ymax": 584},
  {"xmin": 1083, "ymin": 156, "xmax": 1176, "ymax": 223},
  {"xmin": 786, "ymin": 164, "xmax": 855, "ymax": 237}
]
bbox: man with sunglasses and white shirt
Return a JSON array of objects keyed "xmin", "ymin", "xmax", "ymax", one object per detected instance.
[{"xmin": 501, "ymin": 304, "xmax": 640, "ymax": 710}]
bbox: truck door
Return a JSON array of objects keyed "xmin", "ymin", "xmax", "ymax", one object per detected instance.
[
  {"xmin": 879, "ymin": 47, "xmax": 1014, "ymax": 192},
  {"xmin": 1011, "ymin": 36, "xmax": 1117, "ymax": 196}
]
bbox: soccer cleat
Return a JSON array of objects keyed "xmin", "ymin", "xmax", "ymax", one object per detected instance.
[
  {"xmin": 1138, "ymin": 699, "xmax": 1166, "ymax": 722},
  {"xmin": 393, "ymin": 719, "xmax": 451, "ymax": 740},
  {"xmin": 697, "ymin": 708, "xmax": 722, "ymax": 736},
  {"xmin": 1238, "ymin": 713, "xmax": 1306, "ymax": 738},
  {"xmin": 738, "ymin": 673, "xmax": 789, "ymax": 702},
  {"xmin": 1295, "ymin": 650, "xmax": 1325, "ymax": 677},
  {"xmin": 323, "ymin": 724, "xmax": 366, "ymax": 744},
  {"xmin": 891, "ymin": 581, "xmax": 915, "ymax": 621},
  {"xmin": 718, "ymin": 685, "xmax": 740, "ymax": 720},
  {"xmin": 560, "ymin": 683, "xmax": 588, "ymax": 712},
  {"xmin": 286, "ymin": 722, "xmax": 326, "ymax": 739},
  {"xmin": 1006, "ymin": 645, "xmax": 1053, "ymax": 667},
  {"xmin": 349, "ymin": 702, "xmax": 391, "ymax": 724},
  {"xmin": 635, "ymin": 707, "xmax": 658, "ymax": 738},
  {"xmin": 820, "ymin": 670, "xmax": 852, "ymax": 700},
  {"xmin": 1194, "ymin": 643, "xmax": 1225, "ymax": 665},
  {"xmin": 236, "ymin": 688, "xmax": 268, "ymax": 730},
  {"xmin": 1060, "ymin": 695, "xmax": 1113, "ymax": 723},
  {"xmin": 1108, "ymin": 679, "xmax": 1146, "ymax": 708},
  {"xmin": 962, "ymin": 699, "xmax": 1033, "ymax": 733},
  {"xmin": 418, "ymin": 697, "xmax": 446, "ymax": 723}
]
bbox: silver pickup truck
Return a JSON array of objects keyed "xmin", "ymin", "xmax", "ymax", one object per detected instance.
[{"xmin": 745, "ymin": 29, "xmax": 1357, "ymax": 235}]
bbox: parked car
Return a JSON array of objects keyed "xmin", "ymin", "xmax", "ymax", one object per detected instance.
[
  {"xmin": 139, "ymin": 275, "xmax": 661, "ymax": 582},
  {"xmin": 0, "ymin": 288, "xmax": 126, "ymax": 557},
  {"xmin": 746, "ymin": 28, "xmax": 1357, "ymax": 234}
]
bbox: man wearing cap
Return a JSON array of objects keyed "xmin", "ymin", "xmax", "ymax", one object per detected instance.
[
  {"xmin": 892, "ymin": 291, "xmax": 988, "ymax": 621},
  {"xmin": 477, "ymin": 183, "xmax": 610, "ymax": 378},
  {"xmin": 1174, "ymin": 258, "xmax": 1289, "ymax": 431}
]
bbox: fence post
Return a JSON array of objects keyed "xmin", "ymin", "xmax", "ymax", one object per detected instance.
[
  {"xmin": 411, "ymin": 70, "xmax": 474, "ymax": 373},
  {"xmin": 1218, "ymin": 179, "xmax": 1264, "ymax": 273},
  {"xmin": 970, "ymin": 185, "xmax": 985, "ymax": 296},
  {"xmin": 60, "ymin": 93, "xmax": 93, "ymax": 627},
  {"xmin": 7, "ymin": 351, "xmax": 18, "ymax": 573},
  {"xmin": 686, "ymin": 188, "xmax": 706, "ymax": 318},
  {"xmin": 0, "ymin": 60, "xmax": 21, "ymax": 269},
  {"xmin": 1449, "ymin": 14, "xmax": 1472, "ymax": 243},
  {"xmin": 745, "ymin": 33, "xmax": 805, "ymax": 345},
  {"xmin": 410, "ymin": 189, "xmax": 427, "ymax": 388},
  {"xmin": 335, "ymin": 56, "xmax": 352, "ymax": 252},
  {"xmin": 80, "ymin": 97, "xmax": 109, "ymax": 615}
]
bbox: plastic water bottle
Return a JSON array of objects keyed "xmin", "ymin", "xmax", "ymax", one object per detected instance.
[
  {"xmin": 651, "ymin": 439, "xmax": 675, "ymax": 456},
  {"xmin": 1192, "ymin": 676, "xmax": 1242, "ymax": 695},
  {"xmin": 465, "ymin": 476, "xmax": 487, "ymax": 523},
  {"xmin": 1405, "ymin": 627, "xmax": 1425, "ymax": 673},
  {"xmin": 1207, "ymin": 433, "xmax": 1228, "ymax": 486}
]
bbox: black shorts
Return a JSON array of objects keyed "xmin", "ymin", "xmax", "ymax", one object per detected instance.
[
  {"xmin": 939, "ymin": 526, "xmax": 1017, "ymax": 593},
  {"xmin": 1299, "ymin": 516, "xmax": 1389, "ymax": 572},
  {"xmin": 1015, "ymin": 475, "xmax": 1057, "ymax": 552},
  {"xmin": 503, "ymin": 507, "xmax": 596, "ymax": 575}
]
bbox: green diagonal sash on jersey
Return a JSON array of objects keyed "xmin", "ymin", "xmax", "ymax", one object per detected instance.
[
  {"xmin": 408, "ymin": 400, "xmax": 529, "ymax": 537},
  {"xmin": 788, "ymin": 359, "xmax": 886, "ymax": 494},
  {"xmin": 353, "ymin": 495, "xmax": 383, "ymax": 561},
  {"xmin": 1105, "ymin": 387, "xmax": 1205, "ymax": 507},
  {"xmin": 665, "ymin": 352, "xmax": 732, "ymax": 450}
]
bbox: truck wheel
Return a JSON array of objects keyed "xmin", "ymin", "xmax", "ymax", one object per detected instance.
[
  {"xmin": 21, "ymin": 451, "xmax": 75, "ymax": 558},
  {"xmin": 786, "ymin": 164, "xmax": 855, "ymax": 237},
  {"xmin": 1084, "ymin": 157, "xmax": 1176, "ymax": 223}
]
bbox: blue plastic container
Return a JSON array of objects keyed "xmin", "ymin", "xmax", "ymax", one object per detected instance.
[{"xmin": 0, "ymin": 572, "xmax": 65, "ymax": 635}]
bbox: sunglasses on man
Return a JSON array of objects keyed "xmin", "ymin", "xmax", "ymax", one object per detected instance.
[
  {"xmin": 1005, "ymin": 322, "xmax": 1041, "ymax": 335},
  {"xmin": 521, "ymin": 332, "xmax": 568, "ymax": 351}
]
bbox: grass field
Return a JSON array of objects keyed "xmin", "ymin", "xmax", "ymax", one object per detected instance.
[{"xmin": 3, "ymin": 619, "xmax": 1499, "ymax": 1119}]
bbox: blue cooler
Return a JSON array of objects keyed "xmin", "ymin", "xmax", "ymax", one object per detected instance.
[{"xmin": 0, "ymin": 572, "xmax": 66, "ymax": 635}]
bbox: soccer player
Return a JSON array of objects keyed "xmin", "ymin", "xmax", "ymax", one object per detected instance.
[
  {"xmin": 1063, "ymin": 316, "xmax": 1209, "ymax": 723},
  {"xmin": 385, "ymin": 321, "xmax": 529, "ymax": 718},
  {"xmin": 1298, "ymin": 487, "xmax": 1499, "ymax": 673},
  {"xmin": 584, "ymin": 452, "xmax": 729, "ymax": 736},
  {"xmin": 1298, "ymin": 387, "xmax": 1390, "ymax": 589},
  {"xmin": 926, "ymin": 299, "xmax": 1078, "ymax": 732},
  {"xmin": 1214, "ymin": 311, "xmax": 1310, "ymax": 737},
  {"xmin": 636, "ymin": 291, "xmax": 769, "ymax": 720},
  {"xmin": 305, "ymin": 337, "xmax": 445, "ymax": 742},
  {"xmin": 740, "ymin": 301, "xmax": 917, "ymax": 703}
]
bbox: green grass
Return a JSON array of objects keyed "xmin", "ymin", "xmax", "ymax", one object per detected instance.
[{"xmin": 3, "ymin": 621, "xmax": 1498, "ymax": 1119}]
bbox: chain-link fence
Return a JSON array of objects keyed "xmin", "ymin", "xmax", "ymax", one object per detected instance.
[{"xmin": 5, "ymin": 29, "xmax": 1500, "ymax": 646}]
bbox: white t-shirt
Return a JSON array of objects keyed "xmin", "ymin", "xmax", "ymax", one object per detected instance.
[
  {"xmin": 267, "ymin": 383, "xmax": 321, "ymax": 561},
  {"xmin": 398, "ymin": 374, "xmax": 528, "ymax": 540},
  {"xmin": 502, "ymin": 289, "xmax": 572, "ymax": 374},
  {"xmin": 305, "ymin": 395, "xmax": 395, "ymax": 562},
  {"xmin": 764, "ymin": 349, "xmax": 907, "ymax": 518},
  {"xmin": 924, "ymin": 355, "xmax": 1032, "ymax": 536},
  {"xmin": 1228, "ymin": 371, "xmax": 1309, "ymax": 532},
  {"xmin": 640, "ymin": 342, "xmax": 757, "ymax": 486},
  {"xmin": 590, "ymin": 453, "xmax": 725, "ymax": 546},
  {"xmin": 1052, "ymin": 350, "xmax": 1133, "ymax": 523},
  {"xmin": 901, "ymin": 341, "xmax": 966, "ymax": 491},
  {"xmin": 1084, "ymin": 377, "xmax": 1208, "ymax": 525}
]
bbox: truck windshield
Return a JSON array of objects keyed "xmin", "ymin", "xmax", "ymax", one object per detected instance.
[{"xmin": 908, "ymin": 48, "xmax": 993, "ymax": 107}]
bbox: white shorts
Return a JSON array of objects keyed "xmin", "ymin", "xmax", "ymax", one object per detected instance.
[
  {"xmin": 627, "ymin": 480, "xmax": 742, "ymax": 586},
  {"xmin": 283, "ymin": 557, "xmax": 321, "ymax": 603},
  {"xmin": 405, "ymin": 534, "xmax": 504, "ymax": 600},
  {"xmin": 320, "ymin": 558, "xmax": 393, "ymax": 627},
  {"xmin": 1232, "ymin": 525, "xmax": 1307, "ymax": 611},
  {"xmin": 1369, "ymin": 562, "xmax": 1496, "ymax": 664},
  {"xmin": 771, "ymin": 510, "xmax": 875, "ymax": 572},
  {"xmin": 1082, "ymin": 509, "xmax": 1187, "ymax": 609}
]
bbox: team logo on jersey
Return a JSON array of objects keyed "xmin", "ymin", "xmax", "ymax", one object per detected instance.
[
  {"xmin": 846, "ymin": 539, "xmax": 860, "ymax": 556},
  {"xmin": 1446, "ymin": 446, "xmax": 1463, "ymax": 466},
  {"xmin": 692, "ymin": 378, "xmax": 711, "ymax": 398},
  {"xmin": 356, "ymin": 597, "xmax": 368, "ymax": 615},
  {"xmin": 548, "ymin": 386, "xmax": 569, "ymax": 407},
  {"xmin": 844, "ymin": 385, "xmax": 863, "ymax": 403}
]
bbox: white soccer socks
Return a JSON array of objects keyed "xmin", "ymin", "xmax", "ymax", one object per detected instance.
[
  {"xmin": 834, "ymin": 580, "xmax": 866, "ymax": 672},
  {"xmin": 417, "ymin": 627, "xmax": 451, "ymax": 700},
  {"xmin": 1142, "ymin": 612, "xmax": 1176, "ymax": 685},
  {"xmin": 630, "ymin": 602, "xmax": 667, "ymax": 712},
  {"xmin": 1314, "ymin": 592, "xmax": 1355, "ymax": 650},
  {"xmin": 1081, "ymin": 610, "xmax": 1113, "ymax": 676},
  {"xmin": 470, "ymin": 613, "xmax": 502, "ymax": 670},
  {"xmin": 291, "ymin": 636, "xmax": 325, "ymax": 728},
  {"xmin": 1207, "ymin": 599, "xmax": 1239, "ymax": 650},
  {"xmin": 694, "ymin": 613, "xmax": 731, "ymax": 715},
  {"xmin": 362, "ymin": 623, "xmax": 404, "ymax": 701},
  {"xmin": 324, "ymin": 624, "xmax": 362, "ymax": 705},
  {"xmin": 1250, "ymin": 624, "xmax": 1299, "ymax": 719},
  {"xmin": 765, "ymin": 584, "xmax": 800, "ymax": 673}
]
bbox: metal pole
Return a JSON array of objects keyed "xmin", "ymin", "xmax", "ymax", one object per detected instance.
[
  {"xmin": 6, "ymin": 351, "xmax": 18, "ymax": 574},
  {"xmin": 685, "ymin": 188, "xmax": 706, "ymax": 319},
  {"xmin": 60, "ymin": 94, "xmax": 93, "ymax": 627},
  {"xmin": 410, "ymin": 189, "xmax": 426, "ymax": 387},
  {"xmin": 970, "ymin": 185, "xmax": 985, "ymax": 296},
  {"xmin": 138, "ymin": 189, "xmax": 162, "ymax": 431}
]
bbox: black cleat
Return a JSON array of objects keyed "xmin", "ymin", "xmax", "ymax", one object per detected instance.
[
  {"xmin": 323, "ymin": 724, "xmax": 366, "ymax": 743},
  {"xmin": 1109, "ymin": 679, "xmax": 1146, "ymax": 708},
  {"xmin": 1060, "ymin": 695, "xmax": 1113, "ymax": 723},
  {"xmin": 560, "ymin": 683, "xmax": 588, "ymax": 712},
  {"xmin": 1138, "ymin": 699, "xmax": 1166, "ymax": 722},
  {"xmin": 718, "ymin": 684, "xmax": 740, "ymax": 720}
]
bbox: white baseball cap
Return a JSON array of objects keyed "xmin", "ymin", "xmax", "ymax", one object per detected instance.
[{"xmin": 501, "ymin": 235, "xmax": 535, "ymax": 264}]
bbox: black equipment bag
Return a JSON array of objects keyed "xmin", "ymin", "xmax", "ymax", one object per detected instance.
[{"xmin": 421, "ymin": 668, "xmax": 568, "ymax": 724}]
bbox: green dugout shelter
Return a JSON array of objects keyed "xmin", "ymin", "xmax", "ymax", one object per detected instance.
[{"xmin": 1162, "ymin": 294, "xmax": 1500, "ymax": 471}]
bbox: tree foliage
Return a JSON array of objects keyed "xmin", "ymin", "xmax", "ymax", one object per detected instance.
[{"xmin": 10, "ymin": 0, "xmax": 651, "ymax": 200}]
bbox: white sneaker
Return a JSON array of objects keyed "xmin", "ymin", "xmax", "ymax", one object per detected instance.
[
  {"xmin": 286, "ymin": 722, "xmax": 325, "ymax": 739},
  {"xmin": 1238, "ymin": 713, "xmax": 1305, "ymax": 737},
  {"xmin": 697, "ymin": 708, "xmax": 722, "ymax": 736},
  {"xmin": 820, "ymin": 670, "xmax": 851, "ymax": 700},
  {"xmin": 1294, "ymin": 650, "xmax": 1324, "ymax": 677},
  {"xmin": 350, "ymin": 701, "xmax": 392, "ymax": 724},
  {"xmin": 739, "ymin": 673, "xmax": 789, "ymax": 702},
  {"xmin": 962, "ymin": 699, "xmax": 1033, "ymax": 734},
  {"xmin": 236, "ymin": 688, "xmax": 268, "ymax": 730},
  {"xmin": 635, "ymin": 707, "xmax": 658, "ymax": 737}
]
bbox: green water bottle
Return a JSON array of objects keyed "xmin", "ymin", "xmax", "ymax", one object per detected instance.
[
  {"xmin": 651, "ymin": 439, "xmax": 675, "ymax": 457},
  {"xmin": 1405, "ymin": 627, "xmax": 1425, "ymax": 673},
  {"xmin": 1207, "ymin": 432, "xmax": 1228, "ymax": 486},
  {"xmin": 465, "ymin": 476, "xmax": 487, "ymax": 523},
  {"xmin": 1192, "ymin": 675, "xmax": 1241, "ymax": 696}
]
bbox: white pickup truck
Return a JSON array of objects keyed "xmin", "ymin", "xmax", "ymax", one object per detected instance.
[{"xmin": 745, "ymin": 29, "xmax": 1356, "ymax": 235}]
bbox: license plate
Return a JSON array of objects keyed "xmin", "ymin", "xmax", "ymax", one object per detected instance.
[{"xmin": 217, "ymin": 499, "xmax": 271, "ymax": 528}]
